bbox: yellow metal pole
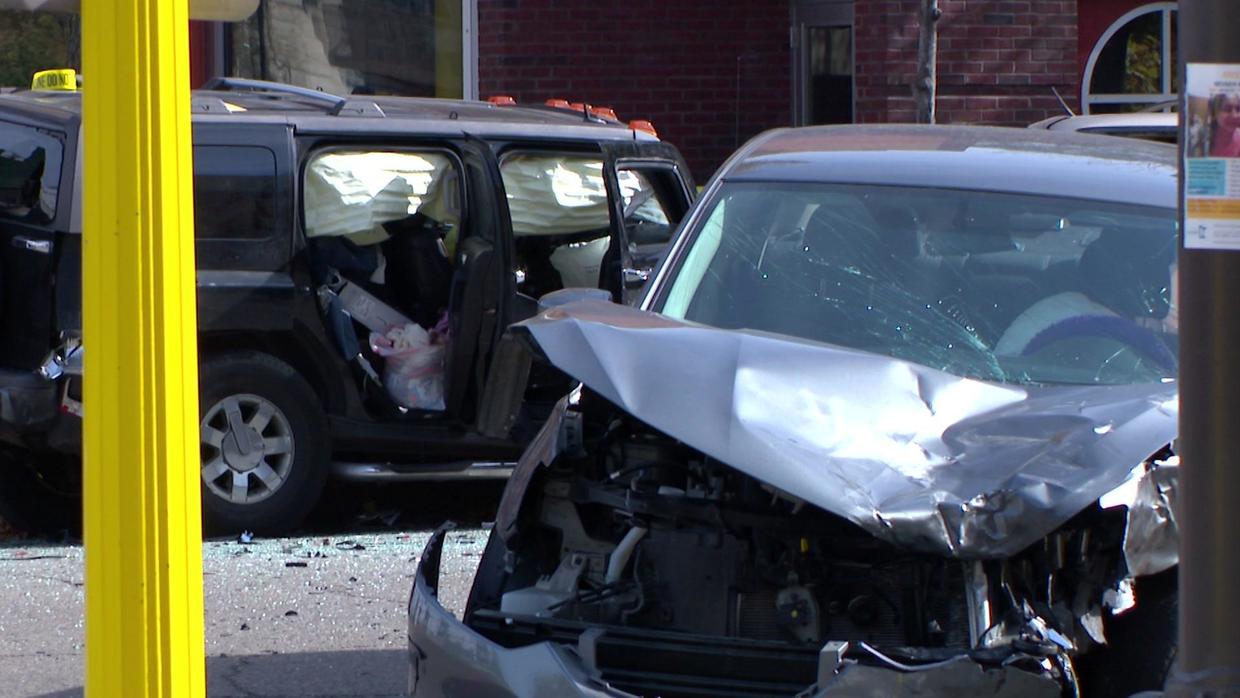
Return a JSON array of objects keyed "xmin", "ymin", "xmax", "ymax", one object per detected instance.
[{"xmin": 81, "ymin": 0, "xmax": 205, "ymax": 696}]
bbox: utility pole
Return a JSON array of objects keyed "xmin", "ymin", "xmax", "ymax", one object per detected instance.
[
  {"xmin": 914, "ymin": 0, "xmax": 940, "ymax": 124},
  {"xmin": 1169, "ymin": 0, "xmax": 1240, "ymax": 694}
]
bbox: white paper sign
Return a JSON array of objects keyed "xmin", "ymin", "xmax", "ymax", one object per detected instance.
[{"xmin": 1185, "ymin": 63, "xmax": 1240, "ymax": 250}]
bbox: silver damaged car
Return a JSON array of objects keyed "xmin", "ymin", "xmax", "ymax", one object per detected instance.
[{"xmin": 408, "ymin": 125, "xmax": 1181, "ymax": 697}]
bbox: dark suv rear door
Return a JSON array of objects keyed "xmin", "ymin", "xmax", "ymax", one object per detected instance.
[
  {"xmin": 0, "ymin": 115, "xmax": 77, "ymax": 369},
  {"xmin": 192, "ymin": 123, "xmax": 299, "ymax": 332}
]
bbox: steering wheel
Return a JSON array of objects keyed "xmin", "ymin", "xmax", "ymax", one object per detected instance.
[
  {"xmin": 996, "ymin": 291, "xmax": 1176, "ymax": 378},
  {"xmin": 1018, "ymin": 314, "xmax": 1175, "ymax": 371}
]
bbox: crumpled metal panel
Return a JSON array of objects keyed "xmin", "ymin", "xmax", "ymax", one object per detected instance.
[
  {"xmin": 515, "ymin": 300, "xmax": 1178, "ymax": 559},
  {"xmin": 1122, "ymin": 457, "xmax": 1180, "ymax": 576},
  {"xmin": 408, "ymin": 526, "xmax": 629, "ymax": 698},
  {"xmin": 495, "ymin": 393, "xmax": 573, "ymax": 541}
]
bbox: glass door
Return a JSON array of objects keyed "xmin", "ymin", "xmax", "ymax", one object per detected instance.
[{"xmin": 793, "ymin": 1, "xmax": 855, "ymax": 126}]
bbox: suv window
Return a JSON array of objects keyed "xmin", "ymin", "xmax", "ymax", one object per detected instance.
[
  {"xmin": 0, "ymin": 119, "xmax": 62, "ymax": 225},
  {"xmin": 617, "ymin": 166, "xmax": 683, "ymax": 246},
  {"xmin": 193, "ymin": 145, "xmax": 277, "ymax": 239},
  {"xmin": 304, "ymin": 149, "xmax": 462, "ymax": 248},
  {"xmin": 500, "ymin": 152, "xmax": 612, "ymax": 295}
]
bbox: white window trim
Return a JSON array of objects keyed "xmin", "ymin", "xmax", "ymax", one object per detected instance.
[{"xmin": 1081, "ymin": 2, "xmax": 1178, "ymax": 115}]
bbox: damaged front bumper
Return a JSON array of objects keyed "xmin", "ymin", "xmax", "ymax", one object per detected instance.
[
  {"xmin": 408, "ymin": 525, "xmax": 623, "ymax": 697},
  {"xmin": 408, "ymin": 527, "xmax": 1063, "ymax": 698}
]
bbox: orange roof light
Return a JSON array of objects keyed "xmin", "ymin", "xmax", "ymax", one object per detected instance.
[
  {"xmin": 568, "ymin": 102, "xmax": 589, "ymax": 112},
  {"xmin": 589, "ymin": 106, "xmax": 619, "ymax": 121},
  {"xmin": 486, "ymin": 95, "xmax": 516, "ymax": 105},
  {"xmin": 629, "ymin": 119, "xmax": 658, "ymax": 137},
  {"xmin": 545, "ymin": 98, "xmax": 571, "ymax": 109}
]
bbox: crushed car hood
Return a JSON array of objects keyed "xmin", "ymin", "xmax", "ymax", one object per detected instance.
[{"xmin": 515, "ymin": 300, "xmax": 1178, "ymax": 559}]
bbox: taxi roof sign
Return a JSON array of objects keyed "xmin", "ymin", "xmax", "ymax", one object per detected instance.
[{"xmin": 32, "ymin": 69, "xmax": 78, "ymax": 92}]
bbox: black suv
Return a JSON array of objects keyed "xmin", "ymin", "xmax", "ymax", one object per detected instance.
[{"xmin": 0, "ymin": 79, "xmax": 693, "ymax": 533}]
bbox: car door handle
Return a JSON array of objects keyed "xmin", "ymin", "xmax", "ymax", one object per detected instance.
[
  {"xmin": 13, "ymin": 237, "xmax": 52, "ymax": 254},
  {"xmin": 622, "ymin": 267, "xmax": 650, "ymax": 285}
]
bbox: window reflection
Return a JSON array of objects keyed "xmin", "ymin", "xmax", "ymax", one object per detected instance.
[{"xmin": 0, "ymin": 120, "xmax": 62, "ymax": 224}]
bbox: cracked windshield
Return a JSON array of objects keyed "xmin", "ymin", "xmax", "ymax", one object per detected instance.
[{"xmin": 660, "ymin": 182, "xmax": 1178, "ymax": 386}]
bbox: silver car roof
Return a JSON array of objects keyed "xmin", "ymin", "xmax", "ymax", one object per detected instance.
[{"xmin": 720, "ymin": 124, "xmax": 1177, "ymax": 209}]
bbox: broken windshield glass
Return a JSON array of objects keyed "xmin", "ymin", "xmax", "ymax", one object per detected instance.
[{"xmin": 659, "ymin": 182, "xmax": 1177, "ymax": 386}]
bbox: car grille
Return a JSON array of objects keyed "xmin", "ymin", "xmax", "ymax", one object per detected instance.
[{"xmin": 471, "ymin": 610, "xmax": 818, "ymax": 697}]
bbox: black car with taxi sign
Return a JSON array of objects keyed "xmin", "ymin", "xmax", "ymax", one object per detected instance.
[{"xmin": 0, "ymin": 73, "xmax": 694, "ymax": 533}]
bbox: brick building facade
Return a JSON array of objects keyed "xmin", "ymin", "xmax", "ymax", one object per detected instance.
[
  {"xmin": 477, "ymin": 0, "xmax": 791, "ymax": 182},
  {"xmin": 474, "ymin": 0, "xmax": 1170, "ymax": 176},
  {"xmin": 192, "ymin": 0, "xmax": 1175, "ymax": 177},
  {"xmin": 852, "ymin": 0, "xmax": 1080, "ymax": 125}
]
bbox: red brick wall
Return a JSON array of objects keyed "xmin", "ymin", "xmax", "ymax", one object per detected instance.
[
  {"xmin": 478, "ymin": 0, "xmax": 1094, "ymax": 174},
  {"xmin": 854, "ymin": 0, "xmax": 1081, "ymax": 125},
  {"xmin": 477, "ymin": 0, "xmax": 792, "ymax": 180},
  {"xmin": 1077, "ymin": 0, "xmax": 1150, "ymax": 82}
]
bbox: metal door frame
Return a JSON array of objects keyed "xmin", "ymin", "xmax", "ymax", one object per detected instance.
[{"xmin": 791, "ymin": 0, "xmax": 855, "ymax": 126}]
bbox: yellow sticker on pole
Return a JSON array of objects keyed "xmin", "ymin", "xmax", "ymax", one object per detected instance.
[{"xmin": 31, "ymin": 69, "xmax": 78, "ymax": 91}]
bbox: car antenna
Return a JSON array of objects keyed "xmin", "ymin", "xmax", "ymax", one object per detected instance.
[{"xmin": 1051, "ymin": 86, "xmax": 1076, "ymax": 116}]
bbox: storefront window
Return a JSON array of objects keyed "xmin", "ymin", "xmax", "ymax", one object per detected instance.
[
  {"xmin": 1083, "ymin": 3, "xmax": 1178, "ymax": 114},
  {"xmin": 230, "ymin": 0, "xmax": 469, "ymax": 98}
]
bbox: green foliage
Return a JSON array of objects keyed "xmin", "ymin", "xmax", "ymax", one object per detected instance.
[
  {"xmin": 0, "ymin": 11, "xmax": 79, "ymax": 89},
  {"xmin": 1123, "ymin": 31, "xmax": 1161, "ymax": 95}
]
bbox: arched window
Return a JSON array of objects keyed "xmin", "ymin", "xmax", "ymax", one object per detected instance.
[{"xmin": 1082, "ymin": 3, "xmax": 1178, "ymax": 114}]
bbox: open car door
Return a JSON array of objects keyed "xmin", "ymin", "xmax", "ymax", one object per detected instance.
[
  {"xmin": 477, "ymin": 141, "xmax": 694, "ymax": 438},
  {"xmin": 602, "ymin": 141, "xmax": 695, "ymax": 305},
  {"xmin": 443, "ymin": 135, "xmax": 513, "ymax": 424}
]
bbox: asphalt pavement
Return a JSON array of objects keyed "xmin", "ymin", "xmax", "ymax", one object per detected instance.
[{"xmin": 0, "ymin": 481, "xmax": 504, "ymax": 698}]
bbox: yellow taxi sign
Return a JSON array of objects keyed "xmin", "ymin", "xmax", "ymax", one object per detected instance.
[{"xmin": 31, "ymin": 69, "xmax": 78, "ymax": 92}]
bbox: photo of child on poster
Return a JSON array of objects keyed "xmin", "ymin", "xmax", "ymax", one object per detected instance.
[{"xmin": 1187, "ymin": 89, "xmax": 1240, "ymax": 158}]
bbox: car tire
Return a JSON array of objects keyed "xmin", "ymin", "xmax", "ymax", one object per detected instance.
[
  {"xmin": 198, "ymin": 352, "xmax": 329, "ymax": 535},
  {"xmin": 1076, "ymin": 568, "xmax": 1178, "ymax": 697},
  {"xmin": 0, "ymin": 449, "xmax": 79, "ymax": 538}
]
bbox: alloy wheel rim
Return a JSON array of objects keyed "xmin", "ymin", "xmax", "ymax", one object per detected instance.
[{"xmin": 200, "ymin": 393, "xmax": 294, "ymax": 505}]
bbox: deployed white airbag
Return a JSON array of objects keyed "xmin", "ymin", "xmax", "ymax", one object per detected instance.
[
  {"xmin": 501, "ymin": 154, "xmax": 610, "ymax": 237},
  {"xmin": 304, "ymin": 151, "xmax": 454, "ymax": 243}
]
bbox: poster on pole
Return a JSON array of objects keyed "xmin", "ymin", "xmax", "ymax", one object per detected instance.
[{"xmin": 1185, "ymin": 63, "xmax": 1240, "ymax": 250}]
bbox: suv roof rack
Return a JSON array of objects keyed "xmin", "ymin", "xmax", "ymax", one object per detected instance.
[
  {"xmin": 201, "ymin": 77, "xmax": 347, "ymax": 109},
  {"xmin": 199, "ymin": 77, "xmax": 388, "ymax": 118}
]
